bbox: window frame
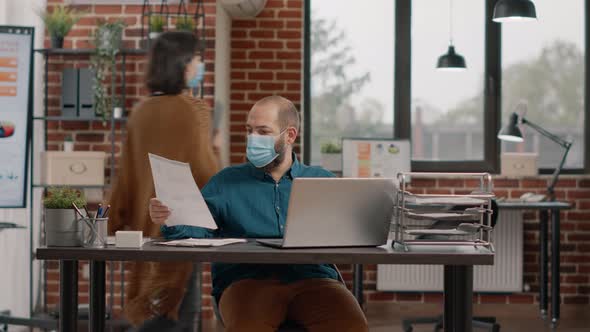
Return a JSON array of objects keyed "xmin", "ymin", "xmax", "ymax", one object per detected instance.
[{"xmin": 303, "ymin": 0, "xmax": 590, "ymax": 174}]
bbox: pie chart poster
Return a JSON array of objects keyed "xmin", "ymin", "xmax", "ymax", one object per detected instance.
[{"xmin": 0, "ymin": 27, "xmax": 33, "ymax": 207}]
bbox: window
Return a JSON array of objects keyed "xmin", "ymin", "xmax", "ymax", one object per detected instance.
[
  {"xmin": 306, "ymin": 0, "xmax": 395, "ymax": 166},
  {"xmin": 411, "ymin": 0, "xmax": 486, "ymax": 161},
  {"xmin": 501, "ymin": 0, "xmax": 586, "ymax": 170}
]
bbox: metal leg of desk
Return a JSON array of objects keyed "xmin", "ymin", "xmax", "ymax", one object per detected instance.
[
  {"xmin": 443, "ymin": 265, "xmax": 473, "ymax": 332},
  {"xmin": 90, "ymin": 261, "xmax": 106, "ymax": 332},
  {"xmin": 353, "ymin": 264, "xmax": 364, "ymax": 308},
  {"xmin": 60, "ymin": 260, "xmax": 78, "ymax": 332},
  {"xmin": 539, "ymin": 210, "xmax": 549, "ymax": 319},
  {"xmin": 551, "ymin": 209, "xmax": 560, "ymax": 327}
]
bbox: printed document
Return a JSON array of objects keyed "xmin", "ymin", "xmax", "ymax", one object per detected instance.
[
  {"xmin": 156, "ymin": 238, "xmax": 246, "ymax": 247},
  {"xmin": 149, "ymin": 153, "xmax": 217, "ymax": 229}
]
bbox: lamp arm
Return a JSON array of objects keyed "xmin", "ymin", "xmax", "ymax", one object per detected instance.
[
  {"xmin": 546, "ymin": 143, "xmax": 571, "ymax": 200},
  {"xmin": 521, "ymin": 118, "xmax": 571, "ymax": 148}
]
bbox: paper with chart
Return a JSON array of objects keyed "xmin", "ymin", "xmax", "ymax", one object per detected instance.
[{"xmin": 149, "ymin": 153, "xmax": 217, "ymax": 229}]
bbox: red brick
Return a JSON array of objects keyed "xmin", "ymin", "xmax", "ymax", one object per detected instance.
[
  {"xmin": 230, "ymin": 103, "xmax": 252, "ymax": 111},
  {"xmin": 231, "ymin": 30, "xmax": 247, "ymax": 38},
  {"xmin": 567, "ymin": 212, "xmax": 590, "ymax": 221},
  {"xmin": 259, "ymin": 62, "xmax": 284, "ymax": 70},
  {"xmin": 578, "ymin": 201, "xmax": 590, "ymax": 210},
  {"xmin": 396, "ymin": 293, "xmax": 423, "ymax": 302},
  {"xmin": 232, "ymin": 61, "xmax": 257, "ymax": 69},
  {"xmin": 231, "ymin": 82, "xmax": 257, "ymax": 90},
  {"xmin": 424, "ymin": 293, "xmax": 443, "ymax": 303},
  {"xmin": 508, "ymin": 294, "xmax": 534, "ymax": 304},
  {"xmin": 276, "ymin": 72, "xmax": 300, "ymax": 81},
  {"xmin": 578, "ymin": 179, "xmax": 590, "ymax": 188},
  {"xmin": 288, "ymin": 0, "xmax": 303, "ymax": 9},
  {"xmin": 231, "ymin": 93, "xmax": 246, "ymax": 101},
  {"xmin": 286, "ymin": 41, "xmax": 301, "ymax": 49},
  {"xmin": 368, "ymin": 292, "xmax": 394, "ymax": 301},
  {"xmin": 233, "ymin": 20, "xmax": 257, "ymax": 28},
  {"xmin": 556, "ymin": 179, "xmax": 578, "ymax": 188},
  {"xmin": 231, "ymin": 40, "xmax": 256, "ymax": 49},
  {"xmin": 564, "ymin": 296, "xmax": 590, "ymax": 304},
  {"xmin": 124, "ymin": 5, "xmax": 144, "ymax": 14},
  {"xmin": 266, "ymin": 0, "xmax": 285, "ymax": 8},
  {"xmin": 567, "ymin": 234, "xmax": 590, "ymax": 242},
  {"xmin": 522, "ymin": 179, "xmax": 548, "ymax": 188},
  {"xmin": 258, "ymin": 41, "xmax": 284, "ymax": 49},
  {"xmin": 61, "ymin": 121, "xmax": 90, "ymax": 130},
  {"xmin": 568, "ymin": 190, "xmax": 590, "ymax": 199},
  {"xmin": 95, "ymin": 5, "xmax": 122, "ymax": 14},
  {"xmin": 231, "ymin": 72, "xmax": 246, "ymax": 80},
  {"xmin": 277, "ymin": 30, "xmax": 302, "ymax": 39},
  {"xmin": 250, "ymin": 30, "xmax": 275, "ymax": 39},
  {"xmin": 76, "ymin": 133, "xmax": 105, "ymax": 143},
  {"xmin": 259, "ymin": 82, "xmax": 285, "ymax": 90},
  {"xmin": 250, "ymin": 51, "xmax": 275, "ymax": 59},
  {"xmin": 480, "ymin": 294, "xmax": 508, "ymax": 304},
  {"xmin": 278, "ymin": 10, "xmax": 302, "ymax": 18},
  {"xmin": 277, "ymin": 51, "xmax": 301, "ymax": 60},
  {"xmin": 248, "ymin": 72, "xmax": 273, "ymax": 80},
  {"xmin": 259, "ymin": 20, "xmax": 284, "ymax": 29},
  {"xmin": 286, "ymin": 21, "xmax": 302, "ymax": 29}
]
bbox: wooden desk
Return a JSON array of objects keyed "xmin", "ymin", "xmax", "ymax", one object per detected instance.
[
  {"xmin": 497, "ymin": 200, "xmax": 572, "ymax": 327},
  {"xmin": 37, "ymin": 241, "xmax": 493, "ymax": 332}
]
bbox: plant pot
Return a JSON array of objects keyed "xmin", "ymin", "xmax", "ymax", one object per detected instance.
[
  {"xmin": 321, "ymin": 153, "xmax": 342, "ymax": 172},
  {"xmin": 149, "ymin": 31, "xmax": 161, "ymax": 40},
  {"xmin": 96, "ymin": 25, "xmax": 122, "ymax": 53},
  {"xmin": 50, "ymin": 35, "xmax": 64, "ymax": 49},
  {"xmin": 45, "ymin": 208, "xmax": 81, "ymax": 247}
]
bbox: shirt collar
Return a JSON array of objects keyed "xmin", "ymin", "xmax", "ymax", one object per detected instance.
[{"xmin": 249, "ymin": 152, "xmax": 301, "ymax": 181}]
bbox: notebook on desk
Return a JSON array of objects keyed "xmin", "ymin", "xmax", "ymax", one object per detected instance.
[{"xmin": 257, "ymin": 178, "xmax": 396, "ymax": 248}]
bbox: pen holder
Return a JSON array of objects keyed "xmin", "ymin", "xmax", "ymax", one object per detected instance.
[{"xmin": 81, "ymin": 217, "xmax": 108, "ymax": 248}]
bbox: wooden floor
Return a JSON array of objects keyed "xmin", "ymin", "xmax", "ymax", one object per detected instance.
[{"xmin": 202, "ymin": 303, "xmax": 590, "ymax": 331}]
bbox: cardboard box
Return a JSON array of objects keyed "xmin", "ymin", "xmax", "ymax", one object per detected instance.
[
  {"xmin": 501, "ymin": 153, "xmax": 538, "ymax": 176},
  {"xmin": 41, "ymin": 152, "xmax": 105, "ymax": 185}
]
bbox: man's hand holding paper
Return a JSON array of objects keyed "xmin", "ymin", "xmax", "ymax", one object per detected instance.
[{"xmin": 148, "ymin": 153, "xmax": 217, "ymax": 229}]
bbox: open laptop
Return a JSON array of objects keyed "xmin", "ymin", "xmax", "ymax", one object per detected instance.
[{"xmin": 257, "ymin": 178, "xmax": 396, "ymax": 248}]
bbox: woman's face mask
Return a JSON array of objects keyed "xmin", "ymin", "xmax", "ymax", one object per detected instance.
[{"xmin": 187, "ymin": 61, "xmax": 204, "ymax": 88}]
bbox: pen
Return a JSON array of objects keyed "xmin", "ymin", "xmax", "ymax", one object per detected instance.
[
  {"xmin": 97, "ymin": 204, "xmax": 103, "ymax": 219},
  {"xmin": 102, "ymin": 205, "xmax": 110, "ymax": 218},
  {"xmin": 71, "ymin": 203, "xmax": 85, "ymax": 219}
]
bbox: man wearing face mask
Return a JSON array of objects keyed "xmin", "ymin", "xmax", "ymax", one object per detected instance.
[{"xmin": 149, "ymin": 96, "xmax": 369, "ymax": 332}]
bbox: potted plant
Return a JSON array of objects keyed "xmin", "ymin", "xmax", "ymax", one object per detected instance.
[
  {"xmin": 149, "ymin": 15, "xmax": 166, "ymax": 40},
  {"xmin": 38, "ymin": 5, "xmax": 85, "ymax": 49},
  {"xmin": 320, "ymin": 141, "xmax": 342, "ymax": 172},
  {"xmin": 44, "ymin": 187, "xmax": 86, "ymax": 247},
  {"xmin": 175, "ymin": 16, "xmax": 195, "ymax": 32},
  {"xmin": 63, "ymin": 134, "xmax": 74, "ymax": 152},
  {"xmin": 90, "ymin": 20, "xmax": 125, "ymax": 122}
]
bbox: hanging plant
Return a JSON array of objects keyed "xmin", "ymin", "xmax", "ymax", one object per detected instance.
[
  {"xmin": 175, "ymin": 16, "xmax": 195, "ymax": 32},
  {"xmin": 149, "ymin": 15, "xmax": 166, "ymax": 40},
  {"xmin": 90, "ymin": 20, "xmax": 125, "ymax": 122},
  {"xmin": 37, "ymin": 5, "xmax": 86, "ymax": 49}
]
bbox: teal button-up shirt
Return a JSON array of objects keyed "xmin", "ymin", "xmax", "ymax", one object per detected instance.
[{"xmin": 161, "ymin": 155, "xmax": 338, "ymax": 301}]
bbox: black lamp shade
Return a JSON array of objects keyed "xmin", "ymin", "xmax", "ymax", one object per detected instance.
[
  {"xmin": 493, "ymin": 0, "xmax": 537, "ymax": 22},
  {"xmin": 498, "ymin": 112, "xmax": 524, "ymax": 142},
  {"xmin": 437, "ymin": 45, "xmax": 466, "ymax": 71}
]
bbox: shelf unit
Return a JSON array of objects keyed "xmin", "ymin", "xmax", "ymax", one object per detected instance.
[{"xmin": 0, "ymin": 48, "xmax": 145, "ymax": 330}]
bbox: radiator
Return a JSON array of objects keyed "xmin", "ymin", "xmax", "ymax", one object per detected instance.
[{"xmin": 377, "ymin": 210, "xmax": 523, "ymax": 292}]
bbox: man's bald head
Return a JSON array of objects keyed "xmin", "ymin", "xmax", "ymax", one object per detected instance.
[{"xmin": 252, "ymin": 95, "xmax": 300, "ymax": 132}]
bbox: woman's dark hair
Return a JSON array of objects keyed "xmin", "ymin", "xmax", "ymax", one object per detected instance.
[{"xmin": 146, "ymin": 31, "xmax": 202, "ymax": 95}]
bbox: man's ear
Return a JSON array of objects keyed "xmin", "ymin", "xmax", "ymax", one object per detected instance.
[{"xmin": 286, "ymin": 127, "xmax": 298, "ymax": 145}]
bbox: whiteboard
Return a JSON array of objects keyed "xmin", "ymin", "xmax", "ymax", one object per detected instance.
[
  {"xmin": 0, "ymin": 26, "xmax": 34, "ymax": 207},
  {"xmin": 342, "ymin": 138, "xmax": 411, "ymax": 179}
]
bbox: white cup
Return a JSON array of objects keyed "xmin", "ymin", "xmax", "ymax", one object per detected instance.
[{"xmin": 113, "ymin": 107, "xmax": 123, "ymax": 119}]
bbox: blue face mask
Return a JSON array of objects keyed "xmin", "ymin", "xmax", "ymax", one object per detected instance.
[
  {"xmin": 187, "ymin": 62, "xmax": 205, "ymax": 88},
  {"xmin": 247, "ymin": 131, "xmax": 286, "ymax": 168}
]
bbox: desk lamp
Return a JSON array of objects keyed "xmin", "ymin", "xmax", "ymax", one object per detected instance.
[{"xmin": 498, "ymin": 109, "xmax": 573, "ymax": 201}]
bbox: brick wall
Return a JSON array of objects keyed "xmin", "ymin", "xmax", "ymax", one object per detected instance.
[{"xmin": 41, "ymin": 0, "xmax": 590, "ymax": 325}]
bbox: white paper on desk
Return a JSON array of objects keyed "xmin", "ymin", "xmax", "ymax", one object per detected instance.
[
  {"xmin": 156, "ymin": 238, "xmax": 246, "ymax": 247},
  {"xmin": 149, "ymin": 153, "xmax": 217, "ymax": 229}
]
